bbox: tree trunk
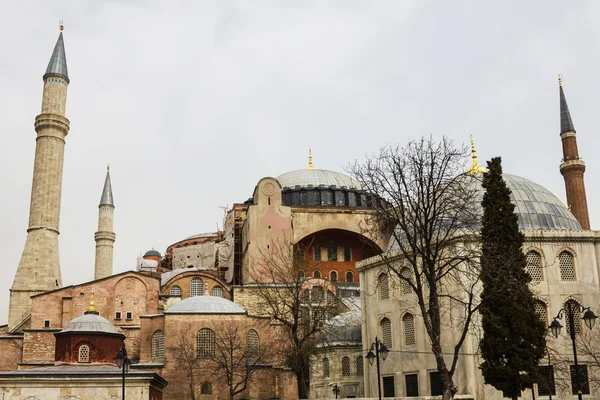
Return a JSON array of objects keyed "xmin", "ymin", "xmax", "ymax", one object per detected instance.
[{"xmin": 296, "ymin": 370, "xmax": 308, "ymax": 399}]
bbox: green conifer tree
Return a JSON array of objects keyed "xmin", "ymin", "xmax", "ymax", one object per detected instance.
[{"xmin": 479, "ymin": 157, "xmax": 547, "ymax": 400}]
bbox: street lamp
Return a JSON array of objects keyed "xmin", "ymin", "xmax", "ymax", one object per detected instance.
[
  {"xmin": 115, "ymin": 343, "xmax": 131, "ymax": 400},
  {"xmin": 365, "ymin": 336, "xmax": 389, "ymax": 400},
  {"xmin": 331, "ymin": 383, "xmax": 340, "ymax": 399},
  {"xmin": 549, "ymin": 303, "xmax": 597, "ymax": 400}
]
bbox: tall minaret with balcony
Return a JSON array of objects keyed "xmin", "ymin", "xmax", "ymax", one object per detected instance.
[
  {"xmin": 94, "ymin": 166, "xmax": 115, "ymax": 279},
  {"xmin": 558, "ymin": 75, "xmax": 590, "ymax": 230},
  {"xmin": 9, "ymin": 26, "xmax": 70, "ymax": 331}
]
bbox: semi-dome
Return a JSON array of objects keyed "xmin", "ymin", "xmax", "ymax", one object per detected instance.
[
  {"xmin": 276, "ymin": 169, "xmax": 360, "ymax": 190},
  {"xmin": 317, "ymin": 309, "xmax": 362, "ymax": 346},
  {"xmin": 144, "ymin": 249, "xmax": 161, "ymax": 257},
  {"xmin": 165, "ymin": 294, "xmax": 246, "ymax": 314},
  {"xmin": 59, "ymin": 312, "xmax": 120, "ymax": 335}
]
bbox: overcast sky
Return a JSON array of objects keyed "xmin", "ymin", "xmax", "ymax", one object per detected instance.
[{"xmin": 1, "ymin": 1, "xmax": 600, "ymax": 323}]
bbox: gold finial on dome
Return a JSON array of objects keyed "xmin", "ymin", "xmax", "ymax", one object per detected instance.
[
  {"xmin": 107, "ymin": 164, "xmax": 110, "ymax": 171},
  {"xmin": 308, "ymin": 149, "xmax": 314, "ymax": 169},
  {"xmin": 558, "ymin": 73, "xmax": 563, "ymax": 87},
  {"xmin": 466, "ymin": 135, "xmax": 485, "ymax": 174},
  {"xmin": 89, "ymin": 292, "xmax": 96, "ymax": 312},
  {"xmin": 59, "ymin": 21, "xmax": 64, "ymax": 32}
]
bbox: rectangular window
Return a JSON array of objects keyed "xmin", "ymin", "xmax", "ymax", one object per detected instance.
[
  {"xmin": 334, "ymin": 190, "xmax": 345, "ymax": 206},
  {"xmin": 430, "ymin": 371, "xmax": 443, "ymax": 396},
  {"xmin": 344, "ymin": 246, "xmax": 351, "ymax": 262},
  {"xmin": 538, "ymin": 365, "xmax": 556, "ymax": 396},
  {"xmin": 405, "ymin": 374, "xmax": 419, "ymax": 397},
  {"xmin": 570, "ymin": 364, "xmax": 590, "ymax": 395},
  {"xmin": 44, "ymin": 320, "xmax": 50, "ymax": 328},
  {"xmin": 115, "ymin": 312, "xmax": 122, "ymax": 320},
  {"xmin": 126, "ymin": 312, "xmax": 133, "ymax": 320},
  {"xmin": 314, "ymin": 245, "xmax": 321, "ymax": 261},
  {"xmin": 328, "ymin": 240, "xmax": 337, "ymax": 261},
  {"xmin": 382, "ymin": 376, "xmax": 395, "ymax": 398}
]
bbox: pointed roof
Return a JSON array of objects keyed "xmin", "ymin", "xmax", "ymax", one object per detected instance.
[
  {"xmin": 44, "ymin": 31, "xmax": 69, "ymax": 82},
  {"xmin": 559, "ymin": 75, "xmax": 575, "ymax": 134},
  {"xmin": 99, "ymin": 168, "xmax": 114, "ymax": 206}
]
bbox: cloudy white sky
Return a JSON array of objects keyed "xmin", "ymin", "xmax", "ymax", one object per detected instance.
[{"xmin": 1, "ymin": 1, "xmax": 600, "ymax": 323}]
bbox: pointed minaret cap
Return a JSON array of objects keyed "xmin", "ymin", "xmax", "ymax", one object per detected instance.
[
  {"xmin": 99, "ymin": 165, "xmax": 114, "ymax": 207},
  {"xmin": 308, "ymin": 149, "xmax": 314, "ymax": 169},
  {"xmin": 466, "ymin": 136, "xmax": 485, "ymax": 175},
  {"xmin": 44, "ymin": 25, "xmax": 69, "ymax": 82},
  {"xmin": 559, "ymin": 74, "xmax": 575, "ymax": 134}
]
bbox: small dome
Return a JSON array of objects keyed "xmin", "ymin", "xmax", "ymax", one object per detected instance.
[
  {"xmin": 276, "ymin": 169, "xmax": 360, "ymax": 190},
  {"xmin": 144, "ymin": 249, "xmax": 161, "ymax": 257},
  {"xmin": 60, "ymin": 312, "xmax": 120, "ymax": 335},
  {"xmin": 165, "ymin": 295, "xmax": 246, "ymax": 314}
]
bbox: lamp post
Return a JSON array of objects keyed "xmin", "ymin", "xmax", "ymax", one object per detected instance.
[
  {"xmin": 549, "ymin": 303, "xmax": 597, "ymax": 400},
  {"xmin": 115, "ymin": 343, "xmax": 131, "ymax": 400},
  {"xmin": 331, "ymin": 383, "xmax": 340, "ymax": 399},
  {"xmin": 365, "ymin": 336, "xmax": 389, "ymax": 400}
]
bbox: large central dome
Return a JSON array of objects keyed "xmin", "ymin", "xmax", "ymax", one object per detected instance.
[{"xmin": 276, "ymin": 169, "xmax": 360, "ymax": 190}]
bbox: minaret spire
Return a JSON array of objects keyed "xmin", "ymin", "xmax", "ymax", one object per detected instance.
[
  {"xmin": 95, "ymin": 166, "xmax": 116, "ymax": 279},
  {"xmin": 466, "ymin": 136, "xmax": 485, "ymax": 174},
  {"xmin": 558, "ymin": 76, "xmax": 590, "ymax": 229},
  {"xmin": 9, "ymin": 30, "xmax": 71, "ymax": 331}
]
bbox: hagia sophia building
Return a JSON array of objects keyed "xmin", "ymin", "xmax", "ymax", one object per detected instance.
[{"xmin": 0, "ymin": 28, "xmax": 599, "ymax": 400}]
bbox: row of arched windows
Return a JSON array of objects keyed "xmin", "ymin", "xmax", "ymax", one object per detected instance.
[
  {"xmin": 298, "ymin": 270, "xmax": 355, "ymax": 282},
  {"xmin": 169, "ymin": 280, "xmax": 225, "ymax": 298},
  {"xmin": 194, "ymin": 328, "xmax": 260, "ymax": 360},
  {"xmin": 377, "ymin": 314, "xmax": 417, "ymax": 350},
  {"xmin": 322, "ymin": 356, "xmax": 364, "ymax": 378}
]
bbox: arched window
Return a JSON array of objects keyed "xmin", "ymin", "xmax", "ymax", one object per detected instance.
[
  {"xmin": 78, "ymin": 344, "xmax": 90, "ymax": 363},
  {"xmin": 298, "ymin": 269, "xmax": 305, "ymax": 279},
  {"xmin": 212, "ymin": 286, "xmax": 224, "ymax": 297},
  {"xmin": 314, "ymin": 270, "xmax": 322, "ymax": 279},
  {"xmin": 526, "ymin": 251, "xmax": 543, "ymax": 283},
  {"xmin": 346, "ymin": 271, "xmax": 354, "ymax": 283},
  {"xmin": 196, "ymin": 328, "xmax": 215, "ymax": 359},
  {"xmin": 152, "ymin": 330, "xmax": 165, "ymax": 360},
  {"xmin": 330, "ymin": 271, "xmax": 338, "ymax": 283},
  {"xmin": 534, "ymin": 301, "xmax": 547, "ymax": 325},
  {"xmin": 170, "ymin": 285, "xmax": 182, "ymax": 296},
  {"xmin": 379, "ymin": 273, "xmax": 389, "ymax": 300},
  {"xmin": 559, "ymin": 251, "xmax": 576, "ymax": 281},
  {"xmin": 380, "ymin": 317, "xmax": 392, "ymax": 349},
  {"xmin": 565, "ymin": 299, "xmax": 582, "ymax": 335},
  {"xmin": 200, "ymin": 382, "xmax": 212, "ymax": 395},
  {"xmin": 356, "ymin": 356, "xmax": 364, "ymax": 376},
  {"xmin": 247, "ymin": 330, "xmax": 260, "ymax": 363},
  {"xmin": 323, "ymin": 357, "xmax": 330, "ymax": 377},
  {"xmin": 400, "ymin": 268, "xmax": 412, "ymax": 295},
  {"xmin": 312, "ymin": 286, "xmax": 324, "ymax": 303},
  {"xmin": 342, "ymin": 356, "xmax": 351, "ymax": 376},
  {"xmin": 191, "ymin": 278, "xmax": 203, "ymax": 296},
  {"xmin": 403, "ymin": 313, "xmax": 416, "ymax": 346}
]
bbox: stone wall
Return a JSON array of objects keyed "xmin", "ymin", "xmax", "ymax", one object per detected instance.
[{"xmin": 0, "ymin": 336, "xmax": 22, "ymax": 371}]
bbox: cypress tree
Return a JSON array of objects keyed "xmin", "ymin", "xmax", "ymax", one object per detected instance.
[{"xmin": 479, "ymin": 157, "xmax": 547, "ymax": 400}]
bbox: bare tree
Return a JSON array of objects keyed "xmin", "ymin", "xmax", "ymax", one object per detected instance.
[
  {"xmin": 349, "ymin": 137, "xmax": 482, "ymax": 400},
  {"xmin": 248, "ymin": 238, "xmax": 342, "ymax": 399},
  {"xmin": 168, "ymin": 323, "xmax": 201, "ymax": 400}
]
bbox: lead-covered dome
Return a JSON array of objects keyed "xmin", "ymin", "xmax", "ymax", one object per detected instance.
[
  {"xmin": 165, "ymin": 295, "xmax": 246, "ymax": 314},
  {"xmin": 276, "ymin": 169, "xmax": 360, "ymax": 190},
  {"xmin": 59, "ymin": 312, "xmax": 120, "ymax": 335}
]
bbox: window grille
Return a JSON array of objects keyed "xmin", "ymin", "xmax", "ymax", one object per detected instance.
[
  {"xmin": 191, "ymin": 278, "xmax": 203, "ymax": 296},
  {"xmin": 534, "ymin": 301, "xmax": 547, "ymax": 325},
  {"xmin": 344, "ymin": 246, "xmax": 351, "ymax": 261},
  {"xmin": 200, "ymin": 382, "xmax": 212, "ymax": 395},
  {"xmin": 403, "ymin": 313, "xmax": 416, "ymax": 346},
  {"xmin": 430, "ymin": 371, "xmax": 443, "ymax": 396},
  {"xmin": 346, "ymin": 271, "xmax": 354, "ymax": 283},
  {"xmin": 152, "ymin": 330, "xmax": 164, "ymax": 360},
  {"xmin": 559, "ymin": 251, "xmax": 576, "ymax": 281},
  {"xmin": 328, "ymin": 240, "xmax": 337, "ymax": 261},
  {"xmin": 342, "ymin": 356, "xmax": 351, "ymax": 376},
  {"xmin": 570, "ymin": 365, "xmax": 590, "ymax": 395},
  {"xmin": 314, "ymin": 270, "xmax": 322, "ymax": 279},
  {"xmin": 212, "ymin": 286, "xmax": 224, "ymax": 297},
  {"xmin": 170, "ymin": 285, "xmax": 182, "ymax": 296},
  {"xmin": 356, "ymin": 356, "xmax": 363, "ymax": 376},
  {"xmin": 525, "ymin": 251, "xmax": 543, "ymax": 282},
  {"xmin": 196, "ymin": 328, "xmax": 215, "ymax": 359},
  {"xmin": 323, "ymin": 357, "xmax": 330, "ymax": 377},
  {"xmin": 247, "ymin": 330, "xmax": 259, "ymax": 363},
  {"xmin": 330, "ymin": 271, "xmax": 338, "ymax": 283},
  {"xmin": 379, "ymin": 273, "xmax": 389, "ymax": 300},
  {"xmin": 380, "ymin": 317, "xmax": 392, "ymax": 349},
  {"xmin": 78, "ymin": 345, "xmax": 90, "ymax": 363},
  {"xmin": 383, "ymin": 376, "xmax": 395, "ymax": 397},
  {"xmin": 565, "ymin": 300, "xmax": 582, "ymax": 335},
  {"xmin": 314, "ymin": 245, "xmax": 321, "ymax": 261},
  {"xmin": 538, "ymin": 365, "xmax": 556, "ymax": 396},
  {"xmin": 312, "ymin": 286, "xmax": 324, "ymax": 303},
  {"xmin": 400, "ymin": 268, "xmax": 412, "ymax": 295},
  {"xmin": 405, "ymin": 374, "xmax": 419, "ymax": 397}
]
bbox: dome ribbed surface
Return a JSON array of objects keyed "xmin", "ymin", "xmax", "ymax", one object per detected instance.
[
  {"xmin": 165, "ymin": 295, "xmax": 246, "ymax": 314},
  {"xmin": 60, "ymin": 313, "xmax": 119, "ymax": 334},
  {"xmin": 276, "ymin": 169, "xmax": 360, "ymax": 189}
]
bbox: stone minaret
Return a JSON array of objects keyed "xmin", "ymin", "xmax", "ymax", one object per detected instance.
[
  {"xmin": 558, "ymin": 75, "xmax": 590, "ymax": 230},
  {"xmin": 9, "ymin": 28, "xmax": 70, "ymax": 331},
  {"xmin": 94, "ymin": 166, "xmax": 115, "ymax": 279}
]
